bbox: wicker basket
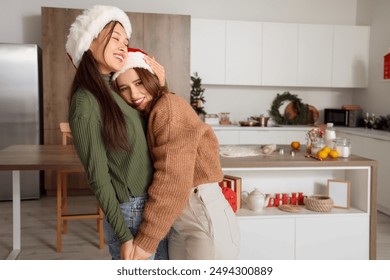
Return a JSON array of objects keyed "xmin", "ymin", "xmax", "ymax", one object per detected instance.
[{"xmin": 304, "ymin": 195, "xmax": 334, "ymax": 212}]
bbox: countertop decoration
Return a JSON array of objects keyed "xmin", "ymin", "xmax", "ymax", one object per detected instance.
[
  {"xmin": 375, "ymin": 114, "xmax": 390, "ymax": 131},
  {"xmin": 306, "ymin": 127, "xmax": 325, "ymax": 153},
  {"xmin": 269, "ymin": 91, "xmax": 308, "ymax": 125},
  {"xmin": 190, "ymin": 72, "xmax": 207, "ymax": 116}
]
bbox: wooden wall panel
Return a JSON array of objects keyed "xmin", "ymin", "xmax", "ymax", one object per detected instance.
[
  {"xmin": 41, "ymin": 7, "xmax": 190, "ymax": 195},
  {"xmin": 143, "ymin": 13, "xmax": 191, "ymax": 101}
]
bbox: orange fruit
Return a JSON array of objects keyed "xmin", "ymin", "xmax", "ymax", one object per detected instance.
[
  {"xmin": 317, "ymin": 150, "xmax": 328, "ymax": 160},
  {"xmin": 291, "ymin": 141, "xmax": 301, "ymax": 150},
  {"xmin": 329, "ymin": 150, "xmax": 339, "ymax": 159},
  {"xmin": 322, "ymin": 146, "xmax": 331, "ymax": 154}
]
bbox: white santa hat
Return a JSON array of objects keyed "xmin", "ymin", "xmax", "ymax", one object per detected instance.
[
  {"xmin": 111, "ymin": 48, "xmax": 154, "ymax": 80},
  {"xmin": 65, "ymin": 5, "xmax": 132, "ymax": 68}
]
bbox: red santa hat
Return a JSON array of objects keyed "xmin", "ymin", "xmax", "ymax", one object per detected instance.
[
  {"xmin": 111, "ymin": 48, "xmax": 154, "ymax": 80},
  {"xmin": 65, "ymin": 5, "xmax": 132, "ymax": 68}
]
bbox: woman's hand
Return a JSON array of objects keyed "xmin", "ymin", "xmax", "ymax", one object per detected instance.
[
  {"xmin": 131, "ymin": 244, "xmax": 153, "ymax": 260},
  {"xmin": 120, "ymin": 239, "xmax": 134, "ymax": 260},
  {"xmin": 144, "ymin": 55, "xmax": 166, "ymax": 87}
]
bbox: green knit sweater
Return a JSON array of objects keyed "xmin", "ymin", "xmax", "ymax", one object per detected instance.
[{"xmin": 68, "ymin": 76, "xmax": 153, "ymax": 244}]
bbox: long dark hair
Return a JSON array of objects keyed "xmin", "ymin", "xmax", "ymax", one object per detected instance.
[
  {"xmin": 131, "ymin": 68, "xmax": 170, "ymax": 117},
  {"xmin": 70, "ymin": 21, "xmax": 130, "ymax": 151}
]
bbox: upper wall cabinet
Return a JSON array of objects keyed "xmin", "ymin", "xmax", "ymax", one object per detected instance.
[
  {"xmin": 225, "ymin": 21, "xmax": 263, "ymax": 85},
  {"xmin": 262, "ymin": 22, "xmax": 298, "ymax": 86},
  {"xmin": 297, "ymin": 24, "xmax": 333, "ymax": 87},
  {"xmin": 191, "ymin": 18, "xmax": 370, "ymax": 88},
  {"xmin": 191, "ymin": 19, "xmax": 262, "ymax": 85},
  {"xmin": 332, "ymin": 26, "xmax": 370, "ymax": 88},
  {"xmin": 191, "ymin": 19, "xmax": 226, "ymax": 84}
]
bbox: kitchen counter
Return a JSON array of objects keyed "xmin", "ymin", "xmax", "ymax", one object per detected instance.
[
  {"xmin": 220, "ymin": 144, "xmax": 376, "ymax": 168},
  {"xmin": 336, "ymin": 127, "xmax": 390, "ymax": 142},
  {"xmin": 211, "ymin": 124, "xmax": 315, "ymax": 131},
  {"xmin": 219, "ymin": 145, "xmax": 377, "ymax": 259}
]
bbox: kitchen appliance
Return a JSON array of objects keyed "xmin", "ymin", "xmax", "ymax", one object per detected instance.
[
  {"xmin": 324, "ymin": 108, "xmax": 362, "ymax": 127},
  {"xmin": 250, "ymin": 115, "xmax": 270, "ymax": 127},
  {"xmin": 0, "ymin": 43, "xmax": 43, "ymax": 200}
]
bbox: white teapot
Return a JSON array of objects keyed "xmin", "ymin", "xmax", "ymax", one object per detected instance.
[{"xmin": 242, "ymin": 188, "xmax": 270, "ymax": 212}]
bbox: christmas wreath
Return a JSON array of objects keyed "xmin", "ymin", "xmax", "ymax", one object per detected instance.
[{"xmin": 269, "ymin": 92, "xmax": 308, "ymax": 125}]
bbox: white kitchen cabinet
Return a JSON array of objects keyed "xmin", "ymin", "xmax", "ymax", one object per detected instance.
[
  {"xmin": 297, "ymin": 24, "xmax": 333, "ymax": 87},
  {"xmin": 284, "ymin": 130, "xmax": 310, "ymax": 145},
  {"xmin": 225, "ymin": 21, "xmax": 262, "ymax": 85},
  {"xmin": 191, "ymin": 18, "xmax": 370, "ymax": 88},
  {"xmin": 221, "ymin": 158, "xmax": 375, "ymax": 259},
  {"xmin": 212, "ymin": 127, "xmax": 311, "ymax": 145},
  {"xmin": 239, "ymin": 131, "xmax": 286, "ymax": 145},
  {"xmin": 262, "ymin": 22, "xmax": 298, "ymax": 86},
  {"xmin": 296, "ymin": 216, "xmax": 369, "ymax": 259},
  {"xmin": 332, "ymin": 25, "xmax": 370, "ymax": 88},
  {"xmin": 191, "ymin": 19, "xmax": 225, "ymax": 84},
  {"xmin": 213, "ymin": 129, "xmax": 240, "ymax": 145},
  {"xmin": 238, "ymin": 218, "xmax": 295, "ymax": 259}
]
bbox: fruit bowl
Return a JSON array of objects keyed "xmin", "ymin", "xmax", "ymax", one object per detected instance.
[{"xmin": 304, "ymin": 195, "xmax": 334, "ymax": 212}]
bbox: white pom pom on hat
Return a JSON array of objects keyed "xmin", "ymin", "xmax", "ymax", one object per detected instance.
[
  {"xmin": 65, "ymin": 5, "xmax": 132, "ymax": 68},
  {"xmin": 112, "ymin": 48, "xmax": 154, "ymax": 81}
]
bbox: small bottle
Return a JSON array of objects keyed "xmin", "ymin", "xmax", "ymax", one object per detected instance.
[{"xmin": 325, "ymin": 123, "xmax": 336, "ymax": 148}]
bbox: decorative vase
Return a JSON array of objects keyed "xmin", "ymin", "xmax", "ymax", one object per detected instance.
[{"xmin": 311, "ymin": 138, "xmax": 325, "ymax": 155}]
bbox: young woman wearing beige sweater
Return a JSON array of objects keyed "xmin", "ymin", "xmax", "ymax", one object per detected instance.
[{"xmin": 112, "ymin": 49, "xmax": 240, "ymax": 260}]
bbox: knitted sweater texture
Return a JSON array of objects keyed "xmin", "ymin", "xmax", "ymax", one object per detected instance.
[
  {"xmin": 68, "ymin": 78, "xmax": 153, "ymax": 244},
  {"xmin": 134, "ymin": 93, "xmax": 223, "ymax": 253}
]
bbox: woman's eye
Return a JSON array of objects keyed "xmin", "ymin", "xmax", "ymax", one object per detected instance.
[{"xmin": 119, "ymin": 87, "xmax": 128, "ymax": 92}]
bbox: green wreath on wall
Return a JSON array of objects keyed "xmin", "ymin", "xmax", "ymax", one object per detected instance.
[{"xmin": 269, "ymin": 92, "xmax": 308, "ymax": 125}]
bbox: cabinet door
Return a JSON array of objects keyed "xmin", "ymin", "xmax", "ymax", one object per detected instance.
[
  {"xmin": 238, "ymin": 218, "xmax": 295, "ymax": 260},
  {"xmin": 332, "ymin": 26, "xmax": 370, "ymax": 88},
  {"xmin": 285, "ymin": 130, "xmax": 310, "ymax": 145},
  {"xmin": 191, "ymin": 19, "xmax": 226, "ymax": 84},
  {"xmin": 296, "ymin": 216, "xmax": 369, "ymax": 259},
  {"xmin": 226, "ymin": 21, "xmax": 262, "ymax": 85},
  {"xmin": 262, "ymin": 23, "xmax": 298, "ymax": 86},
  {"xmin": 239, "ymin": 131, "xmax": 286, "ymax": 144},
  {"xmin": 297, "ymin": 24, "xmax": 333, "ymax": 87},
  {"xmin": 214, "ymin": 130, "xmax": 240, "ymax": 145}
]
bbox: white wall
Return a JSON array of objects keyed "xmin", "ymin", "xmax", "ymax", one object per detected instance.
[
  {"xmin": 354, "ymin": 0, "xmax": 390, "ymax": 117},
  {"xmin": 1, "ymin": 0, "xmax": 371, "ymax": 124}
]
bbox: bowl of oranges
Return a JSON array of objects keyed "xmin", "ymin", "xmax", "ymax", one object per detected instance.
[{"xmin": 316, "ymin": 146, "xmax": 339, "ymax": 160}]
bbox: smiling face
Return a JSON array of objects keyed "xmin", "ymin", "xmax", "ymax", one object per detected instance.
[
  {"xmin": 116, "ymin": 68, "xmax": 153, "ymax": 112},
  {"xmin": 89, "ymin": 22, "xmax": 129, "ymax": 74}
]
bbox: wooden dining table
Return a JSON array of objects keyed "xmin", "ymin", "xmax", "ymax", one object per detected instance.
[{"xmin": 0, "ymin": 145, "xmax": 83, "ymax": 259}]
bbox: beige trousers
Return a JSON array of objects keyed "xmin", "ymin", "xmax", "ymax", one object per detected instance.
[{"xmin": 168, "ymin": 183, "xmax": 240, "ymax": 259}]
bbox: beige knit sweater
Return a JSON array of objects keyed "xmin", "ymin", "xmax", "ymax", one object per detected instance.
[{"xmin": 134, "ymin": 93, "xmax": 223, "ymax": 253}]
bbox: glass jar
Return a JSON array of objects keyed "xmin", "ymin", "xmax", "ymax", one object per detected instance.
[
  {"xmin": 219, "ymin": 112, "xmax": 230, "ymax": 124},
  {"xmin": 333, "ymin": 138, "xmax": 351, "ymax": 158}
]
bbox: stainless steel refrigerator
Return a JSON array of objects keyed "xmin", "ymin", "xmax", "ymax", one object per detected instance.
[{"xmin": 0, "ymin": 43, "xmax": 43, "ymax": 200}]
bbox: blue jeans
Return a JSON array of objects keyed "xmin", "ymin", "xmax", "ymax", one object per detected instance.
[{"xmin": 103, "ymin": 193, "xmax": 169, "ymax": 260}]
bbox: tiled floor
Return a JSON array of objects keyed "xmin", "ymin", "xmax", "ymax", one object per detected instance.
[{"xmin": 0, "ymin": 196, "xmax": 389, "ymax": 259}]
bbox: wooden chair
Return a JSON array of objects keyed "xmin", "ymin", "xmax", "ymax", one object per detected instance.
[{"xmin": 56, "ymin": 122, "xmax": 104, "ymax": 252}]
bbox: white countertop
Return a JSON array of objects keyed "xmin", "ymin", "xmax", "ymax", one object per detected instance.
[
  {"xmin": 211, "ymin": 124, "xmax": 315, "ymax": 131},
  {"xmin": 336, "ymin": 127, "xmax": 390, "ymax": 142}
]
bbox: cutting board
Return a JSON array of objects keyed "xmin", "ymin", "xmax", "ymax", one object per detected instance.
[{"xmin": 285, "ymin": 103, "xmax": 319, "ymax": 125}]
